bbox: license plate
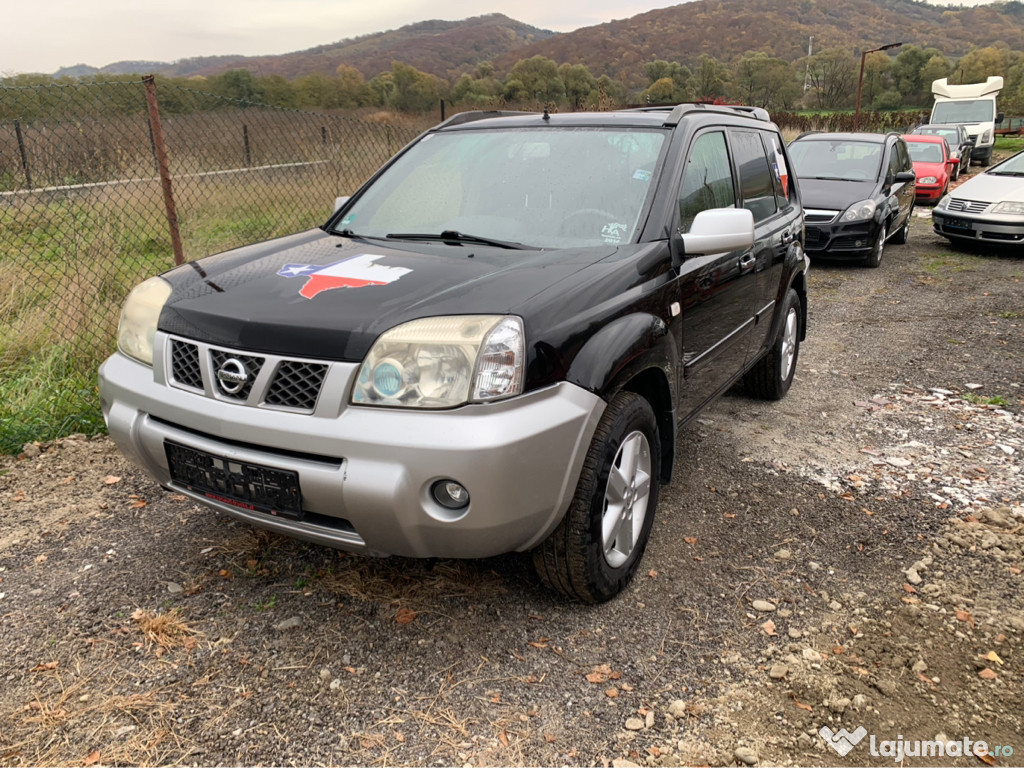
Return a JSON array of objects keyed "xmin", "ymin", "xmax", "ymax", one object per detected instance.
[
  {"xmin": 943, "ymin": 217, "xmax": 972, "ymax": 231},
  {"xmin": 165, "ymin": 441, "xmax": 302, "ymax": 519}
]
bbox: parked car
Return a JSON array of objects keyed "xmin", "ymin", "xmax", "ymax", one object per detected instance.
[
  {"xmin": 902, "ymin": 133, "xmax": 957, "ymax": 204},
  {"xmin": 910, "ymin": 123, "xmax": 973, "ymax": 179},
  {"xmin": 99, "ymin": 104, "xmax": 809, "ymax": 603},
  {"xmin": 787, "ymin": 131, "xmax": 915, "ymax": 267},
  {"xmin": 932, "ymin": 148, "xmax": 1024, "ymax": 246}
]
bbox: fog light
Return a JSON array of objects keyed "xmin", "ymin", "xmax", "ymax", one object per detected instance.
[{"xmin": 431, "ymin": 479, "xmax": 470, "ymax": 509}]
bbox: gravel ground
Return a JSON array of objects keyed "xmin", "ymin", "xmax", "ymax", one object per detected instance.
[{"xmin": 1, "ymin": 189, "xmax": 1022, "ymax": 767}]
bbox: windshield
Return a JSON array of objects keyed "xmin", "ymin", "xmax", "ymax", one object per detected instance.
[
  {"xmin": 907, "ymin": 141, "xmax": 944, "ymax": 163},
  {"xmin": 988, "ymin": 150, "xmax": 1024, "ymax": 175},
  {"xmin": 332, "ymin": 126, "xmax": 667, "ymax": 248},
  {"xmin": 788, "ymin": 139, "xmax": 882, "ymax": 182},
  {"xmin": 917, "ymin": 127, "xmax": 956, "ymax": 143},
  {"xmin": 932, "ymin": 99, "xmax": 995, "ymax": 124}
]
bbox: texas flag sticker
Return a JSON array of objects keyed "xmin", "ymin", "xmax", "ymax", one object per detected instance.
[{"xmin": 277, "ymin": 254, "xmax": 411, "ymax": 299}]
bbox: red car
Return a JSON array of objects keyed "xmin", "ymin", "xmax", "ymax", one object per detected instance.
[{"xmin": 902, "ymin": 134, "xmax": 958, "ymax": 204}]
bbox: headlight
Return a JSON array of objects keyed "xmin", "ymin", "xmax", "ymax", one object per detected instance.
[
  {"xmin": 981, "ymin": 130, "xmax": 992, "ymax": 143},
  {"xmin": 936, "ymin": 194, "xmax": 951, "ymax": 209},
  {"xmin": 117, "ymin": 276, "xmax": 172, "ymax": 366},
  {"xmin": 919, "ymin": 176, "xmax": 937, "ymax": 184},
  {"xmin": 840, "ymin": 199, "xmax": 876, "ymax": 223},
  {"xmin": 992, "ymin": 200, "xmax": 1024, "ymax": 215},
  {"xmin": 352, "ymin": 315, "xmax": 525, "ymax": 408}
]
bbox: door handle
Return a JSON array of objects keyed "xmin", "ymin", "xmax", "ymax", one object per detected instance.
[
  {"xmin": 780, "ymin": 230, "xmax": 793, "ymax": 245},
  {"xmin": 739, "ymin": 254, "xmax": 757, "ymax": 273}
]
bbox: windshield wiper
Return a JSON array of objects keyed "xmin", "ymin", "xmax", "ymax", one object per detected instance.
[
  {"xmin": 386, "ymin": 230, "xmax": 528, "ymax": 249},
  {"xmin": 987, "ymin": 170, "xmax": 1024, "ymax": 177},
  {"xmin": 330, "ymin": 228, "xmax": 384, "ymax": 239},
  {"xmin": 804, "ymin": 175, "xmax": 866, "ymax": 182}
]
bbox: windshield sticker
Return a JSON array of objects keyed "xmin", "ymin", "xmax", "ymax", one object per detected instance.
[
  {"xmin": 278, "ymin": 254, "xmax": 411, "ymax": 299},
  {"xmin": 601, "ymin": 222, "xmax": 628, "ymax": 244},
  {"xmin": 632, "ymin": 169, "xmax": 652, "ymax": 182}
]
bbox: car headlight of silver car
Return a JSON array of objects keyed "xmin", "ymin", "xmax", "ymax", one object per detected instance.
[
  {"xmin": 352, "ymin": 315, "xmax": 525, "ymax": 408},
  {"xmin": 840, "ymin": 199, "xmax": 876, "ymax": 223},
  {"xmin": 117, "ymin": 276, "xmax": 172, "ymax": 366},
  {"xmin": 992, "ymin": 200, "xmax": 1024, "ymax": 215},
  {"xmin": 936, "ymin": 194, "xmax": 951, "ymax": 209}
]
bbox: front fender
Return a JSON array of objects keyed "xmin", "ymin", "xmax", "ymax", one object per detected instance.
[{"xmin": 565, "ymin": 312, "xmax": 674, "ymax": 398}]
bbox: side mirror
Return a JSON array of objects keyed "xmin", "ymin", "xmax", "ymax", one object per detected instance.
[
  {"xmin": 996, "ymin": 112, "xmax": 1005, "ymax": 124},
  {"xmin": 894, "ymin": 170, "xmax": 916, "ymax": 183},
  {"xmin": 333, "ymin": 196, "xmax": 351, "ymax": 213},
  {"xmin": 678, "ymin": 208, "xmax": 755, "ymax": 256}
]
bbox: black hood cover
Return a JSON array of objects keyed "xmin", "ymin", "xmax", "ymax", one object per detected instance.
[{"xmin": 158, "ymin": 230, "xmax": 613, "ymax": 362}]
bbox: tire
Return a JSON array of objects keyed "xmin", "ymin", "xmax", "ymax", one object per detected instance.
[
  {"xmin": 952, "ymin": 164, "xmax": 960, "ymax": 181},
  {"xmin": 532, "ymin": 391, "xmax": 660, "ymax": 603},
  {"xmin": 745, "ymin": 288, "xmax": 801, "ymax": 401},
  {"xmin": 891, "ymin": 204, "xmax": 912, "ymax": 245},
  {"xmin": 864, "ymin": 223, "xmax": 886, "ymax": 268}
]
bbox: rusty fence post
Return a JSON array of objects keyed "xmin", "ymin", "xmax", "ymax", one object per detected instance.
[
  {"xmin": 143, "ymin": 75, "xmax": 185, "ymax": 267},
  {"xmin": 243, "ymin": 124, "xmax": 251, "ymax": 167},
  {"xmin": 14, "ymin": 119, "xmax": 32, "ymax": 189}
]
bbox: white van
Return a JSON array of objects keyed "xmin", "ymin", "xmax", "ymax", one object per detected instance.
[{"xmin": 930, "ymin": 76, "xmax": 1004, "ymax": 166}]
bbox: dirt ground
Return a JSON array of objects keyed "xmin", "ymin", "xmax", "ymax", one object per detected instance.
[{"xmin": 1, "ymin": 187, "xmax": 1022, "ymax": 767}]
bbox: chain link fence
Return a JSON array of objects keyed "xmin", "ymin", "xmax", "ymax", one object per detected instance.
[{"xmin": 0, "ymin": 78, "xmax": 424, "ymax": 451}]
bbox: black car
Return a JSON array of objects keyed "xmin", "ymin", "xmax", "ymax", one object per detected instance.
[
  {"xmin": 788, "ymin": 131, "xmax": 916, "ymax": 267},
  {"xmin": 99, "ymin": 104, "xmax": 809, "ymax": 603},
  {"xmin": 911, "ymin": 123, "xmax": 973, "ymax": 180}
]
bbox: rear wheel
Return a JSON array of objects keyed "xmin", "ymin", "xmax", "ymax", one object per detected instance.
[
  {"xmin": 745, "ymin": 288, "xmax": 801, "ymax": 401},
  {"xmin": 864, "ymin": 223, "xmax": 886, "ymax": 268},
  {"xmin": 533, "ymin": 391, "xmax": 660, "ymax": 603}
]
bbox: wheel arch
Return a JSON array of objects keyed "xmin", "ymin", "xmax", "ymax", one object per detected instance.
[{"xmin": 566, "ymin": 312, "xmax": 677, "ymax": 485}]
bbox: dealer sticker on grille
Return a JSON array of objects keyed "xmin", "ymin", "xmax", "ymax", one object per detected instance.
[{"xmin": 165, "ymin": 441, "xmax": 302, "ymax": 519}]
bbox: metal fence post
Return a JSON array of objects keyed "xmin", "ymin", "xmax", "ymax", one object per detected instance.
[
  {"xmin": 14, "ymin": 119, "xmax": 32, "ymax": 189},
  {"xmin": 143, "ymin": 75, "xmax": 185, "ymax": 267},
  {"xmin": 243, "ymin": 124, "xmax": 252, "ymax": 167}
]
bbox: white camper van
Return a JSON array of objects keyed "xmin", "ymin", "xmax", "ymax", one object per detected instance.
[{"xmin": 930, "ymin": 77, "xmax": 1004, "ymax": 166}]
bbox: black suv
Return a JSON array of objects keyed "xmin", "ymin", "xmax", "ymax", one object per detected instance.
[
  {"xmin": 788, "ymin": 131, "xmax": 916, "ymax": 267},
  {"xmin": 99, "ymin": 104, "xmax": 809, "ymax": 602}
]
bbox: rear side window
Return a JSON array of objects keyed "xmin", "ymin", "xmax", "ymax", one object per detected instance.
[
  {"xmin": 731, "ymin": 129, "xmax": 778, "ymax": 223},
  {"xmin": 765, "ymin": 132, "xmax": 793, "ymax": 208},
  {"xmin": 677, "ymin": 131, "xmax": 735, "ymax": 232}
]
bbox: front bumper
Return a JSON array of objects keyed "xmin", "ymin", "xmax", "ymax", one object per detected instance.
[
  {"xmin": 98, "ymin": 334, "xmax": 604, "ymax": 559},
  {"xmin": 933, "ymin": 207, "xmax": 1024, "ymax": 245},
  {"xmin": 915, "ymin": 183, "xmax": 946, "ymax": 204},
  {"xmin": 803, "ymin": 218, "xmax": 880, "ymax": 259}
]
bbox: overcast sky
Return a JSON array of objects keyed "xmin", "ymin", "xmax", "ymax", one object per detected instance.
[{"xmin": 2, "ymin": 0, "xmax": 693, "ymax": 75}]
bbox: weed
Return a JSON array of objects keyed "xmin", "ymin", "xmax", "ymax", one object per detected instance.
[
  {"xmin": 254, "ymin": 594, "xmax": 278, "ymax": 611},
  {"xmin": 962, "ymin": 392, "xmax": 1009, "ymax": 406}
]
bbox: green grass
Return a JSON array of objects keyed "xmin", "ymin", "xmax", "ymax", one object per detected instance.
[
  {"xmin": 1, "ymin": 174, "xmax": 341, "ymax": 453},
  {"xmin": 961, "ymin": 393, "xmax": 1010, "ymax": 407},
  {"xmin": 994, "ymin": 135, "xmax": 1024, "ymax": 154}
]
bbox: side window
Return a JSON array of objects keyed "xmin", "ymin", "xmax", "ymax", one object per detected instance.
[
  {"xmin": 677, "ymin": 131, "xmax": 735, "ymax": 233},
  {"xmin": 731, "ymin": 129, "xmax": 778, "ymax": 224},
  {"xmin": 765, "ymin": 131, "xmax": 792, "ymax": 209},
  {"xmin": 886, "ymin": 144, "xmax": 902, "ymax": 181},
  {"xmin": 900, "ymin": 142, "xmax": 913, "ymax": 172}
]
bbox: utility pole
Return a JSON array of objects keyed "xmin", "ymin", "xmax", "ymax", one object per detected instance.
[{"xmin": 803, "ymin": 36, "xmax": 814, "ymax": 92}]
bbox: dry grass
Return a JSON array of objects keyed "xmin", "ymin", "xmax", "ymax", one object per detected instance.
[{"xmin": 131, "ymin": 607, "xmax": 203, "ymax": 653}]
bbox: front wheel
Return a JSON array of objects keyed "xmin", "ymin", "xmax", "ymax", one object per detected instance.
[
  {"xmin": 532, "ymin": 392, "xmax": 660, "ymax": 603},
  {"xmin": 864, "ymin": 223, "xmax": 886, "ymax": 268},
  {"xmin": 745, "ymin": 288, "xmax": 801, "ymax": 401},
  {"xmin": 891, "ymin": 204, "xmax": 912, "ymax": 245}
]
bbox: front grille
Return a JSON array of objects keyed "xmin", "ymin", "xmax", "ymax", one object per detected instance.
[
  {"xmin": 168, "ymin": 337, "xmax": 330, "ymax": 413},
  {"xmin": 265, "ymin": 361, "xmax": 328, "ymax": 410},
  {"xmin": 947, "ymin": 198, "xmax": 990, "ymax": 214},
  {"xmin": 804, "ymin": 209, "xmax": 839, "ymax": 224},
  {"xmin": 171, "ymin": 340, "xmax": 203, "ymax": 390}
]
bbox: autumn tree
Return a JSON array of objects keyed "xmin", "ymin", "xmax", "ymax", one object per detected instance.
[
  {"xmin": 954, "ymin": 45, "xmax": 1010, "ymax": 84},
  {"xmin": 803, "ymin": 48, "xmax": 856, "ymax": 109},
  {"xmin": 504, "ymin": 56, "xmax": 564, "ymax": 103},
  {"xmin": 692, "ymin": 55, "xmax": 730, "ymax": 102},
  {"xmin": 559, "ymin": 63, "xmax": 598, "ymax": 109},
  {"xmin": 388, "ymin": 62, "xmax": 447, "ymax": 112},
  {"xmin": 730, "ymin": 53, "xmax": 799, "ymax": 110}
]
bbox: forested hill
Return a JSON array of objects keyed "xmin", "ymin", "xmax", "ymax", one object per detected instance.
[
  {"xmin": 491, "ymin": 0, "xmax": 1024, "ymax": 89},
  {"xmin": 55, "ymin": 0, "xmax": 1024, "ymax": 86},
  {"xmin": 58, "ymin": 14, "xmax": 556, "ymax": 81}
]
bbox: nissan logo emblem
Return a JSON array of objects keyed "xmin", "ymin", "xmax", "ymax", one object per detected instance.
[{"xmin": 216, "ymin": 358, "xmax": 249, "ymax": 395}]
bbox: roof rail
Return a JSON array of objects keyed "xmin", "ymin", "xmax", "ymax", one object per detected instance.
[
  {"xmin": 435, "ymin": 110, "xmax": 537, "ymax": 129},
  {"xmin": 661, "ymin": 103, "xmax": 771, "ymax": 126}
]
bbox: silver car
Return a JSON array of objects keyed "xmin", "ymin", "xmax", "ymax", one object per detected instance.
[{"xmin": 932, "ymin": 149, "xmax": 1024, "ymax": 246}]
